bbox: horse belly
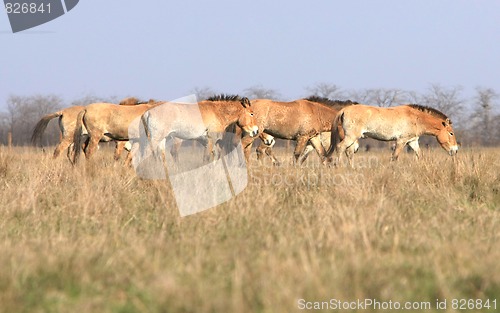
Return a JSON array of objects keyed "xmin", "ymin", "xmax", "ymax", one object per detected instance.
[
  {"xmin": 363, "ymin": 131, "xmax": 395, "ymax": 141},
  {"xmin": 363, "ymin": 118, "xmax": 407, "ymax": 141},
  {"xmin": 264, "ymin": 129, "xmax": 296, "ymax": 140},
  {"xmin": 170, "ymin": 122, "xmax": 207, "ymax": 140}
]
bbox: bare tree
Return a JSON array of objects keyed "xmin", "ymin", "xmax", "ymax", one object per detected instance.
[
  {"xmin": 492, "ymin": 114, "xmax": 500, "ymax": 146},
  {"xmin": 243, "ymin": 85, "xmax": 281, "ymax": 100},
  {"xmin": 70, "ymin": 94, "xmax": 119, "ymax": 107},
  {"xmin": 471, "ymin": 87, "xmax": 498, "ymax": 146},
  {"xmin": 190, "ymin": 86, "xmax": 218, "ymax": 101},
  {"xmin": 0, "ymin": 112, "xmax": 9, "ymax": 145},
  {"xmin": 6, "ymin": 94, "xmax": 63, "ymax": 145},
  {"xmin": 305, "ymin": 83, "xmax": 344, "ymax": 99},
  {"xmin": 405, "ymin": 90, "xmax": 422, "ymax": 104},
  {"xmin": 349, "ymin": 88, "xmax": 408, "ymax": 107},
  {"xmin": 420, "ymin": 84, "xmax": 465, "ymax": 124}
]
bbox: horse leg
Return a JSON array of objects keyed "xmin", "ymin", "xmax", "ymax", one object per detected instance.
[
  {"xmin": 344, "ymin": 140, "xmax": 360, "ymax": 166},
  {"xmin": 123, "ymin": 140, "xmax": 141, "ymax": 167},
  {"xmin": 294, "ymin": 136, "xmax": 309, "ymax": 164},
  {"xmin": 114, "ymin": 141, "xmax": 126, "ymax": 161},
  {"xmin": 170, "ymin": 138, "xmax": 182, "ymax": 162},
  {"xmin": 124, "ymin": 144, "xmax": 135, "ymax": 167},
  {"xmin": 85, "ymin": 134, "xmax": 101, "ymax": 159},
  {"xmin": 335, "ymin": 136, "xmax": 358, "ymax": 168},
  {"xmin": 256, "ymin": 142, "xmax": 267, "ymax": 163},
  {"xmin": 67, "ymin": 135, "xmax": 89, "ymax": 161},
  {"xmin": 54, "ymin": 136, "xmax": 72, "ymax": 159},
  {"xmin": 345, "ymin": 145, "xmax": 355, "ymax": 165},
  {"xmin": 214, "ymin": 139, "xmax": 225, "ymax": 160},
  {"xmin": 298, "ymin": 144, "xmax": 314, "ymax": 164},
  {"xmin": 261, "ymin": 134, "xmax": 280, "ymax": 166},
  {"xmin": 265, "ymin": 146, "xmax": 281, "ymax": 166},
  {"xmin": 204, "ymin": 137, "xmax": 214, "ymax": 162},
  {"xmin": 194, "ymin": 136, "xmax": 212, "ymax": 163},
  {"xmin": 242, "ymin": 135, "xmax": 255, "ymax": 163},
  {"xmin": 236, "ymin": 142, "xmax": 246, "ymax": 166},
  {"xmin": 407, "ymin": 139, "xmax": 421, "ymax": 159},
  {"xmin": 80, "ymin": 136, "xmax": 91, "ymax": 158},
  {"xmin": 306, "ymin": 135, "xmax": 326, "ymax": 164},
  {"xmin": 391, "ymin": 141, "xmax": 406, "ymax": 161}
]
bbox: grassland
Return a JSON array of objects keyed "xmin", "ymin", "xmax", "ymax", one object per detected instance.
[{"xmin": 0, "ymin": 145, "xmax": 499, "ymax": 312}]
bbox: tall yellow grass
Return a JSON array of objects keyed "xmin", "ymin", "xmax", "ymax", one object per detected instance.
[{"xmin": 0, "ymin": 145, "xmax": 499, "ymax": 312}]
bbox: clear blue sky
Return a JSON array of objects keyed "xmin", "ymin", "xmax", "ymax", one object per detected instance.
[{"xmin": 1, "ymin": 0, "xmax": 499, "ymax": 110}]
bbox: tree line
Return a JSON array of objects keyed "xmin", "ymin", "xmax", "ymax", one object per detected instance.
[{"xmin": 0, "ymin": 84, "xmax": 498, "ymax": 147}]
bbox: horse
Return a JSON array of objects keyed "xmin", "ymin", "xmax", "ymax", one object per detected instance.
[
  {"xmin": 138, "ymin": 95, "xmax": 259, "ymax": 164},
  {"xmin": 31, "ymin": 97, "xmax": 146, "ymax": 161},
  {"xmin": 325, "ymin": 104, "xmax": 459, "ymax": 167},
  {"xmin": 71, "ymin": 100, "xmax": 165, "ymax": 163},
  {"xmin": 256, "ymin": 131, "xmax": 351, "ymax": 165},
  {"xmin": 242, "ymin": 97, "xmax": 357, "ymax": 165}
]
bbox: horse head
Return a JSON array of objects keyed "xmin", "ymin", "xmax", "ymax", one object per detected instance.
[
  {"xmin": 238, "ymin": 97, "xmax": 258, "ymax": 137},
  {"xmin": 436, "ymin": 119, "xmax": 459, "ymax": 156}
]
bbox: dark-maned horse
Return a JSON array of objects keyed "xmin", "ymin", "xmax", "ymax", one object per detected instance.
[
  {"xmin": 243, "ymin": 97, "xmax": 357, "ymax": 165},
  {"xmin": 325, "ymin": 104, "xmax": 459, "ymax": 167}
]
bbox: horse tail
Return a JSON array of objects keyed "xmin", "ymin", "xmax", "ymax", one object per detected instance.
[
  {"xmin": 31, "ymin": 111, "xmax": 62, "ymax": 145},
  {"xmin": 139, "ymin": 111, "xmax": 156, "ymax": 157},
  {"xmin": 71, "ymin": 109, "xmax": 86, "ymax": 164},
  {"xmin": 325, "ymin": 111, "xmax": 344, "ymax": 158},
  {"xmin": 140, "ymin": 112, "xmax": 151, "ymax": 142}
]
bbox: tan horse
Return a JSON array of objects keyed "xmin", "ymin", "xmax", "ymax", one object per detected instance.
[
  {"xmin": 326, "ymin": 104, "xmax": 459, "ymax": 166},
  {"xmin": 72, "ymin": 100, "xmax": 165, "ymax": 163},
  {"xmin": 243, "ymin": 97, "xmax": 357, "ymax": 164},
  {"xmin": 31, "ymin": 97, "xmax": 145, "ymax": 161},
  {"xmin": 139, "ymin": 95, "xmax": 259, "ymax": 162}
]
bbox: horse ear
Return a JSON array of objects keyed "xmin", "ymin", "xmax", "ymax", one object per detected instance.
[
  {"xmin": 442, "ymin": 121, "xmax": 447, "ymax": 127},
  {"xmin": 241, "ymin": 97, "xmax": 251, "ymax": 108}
]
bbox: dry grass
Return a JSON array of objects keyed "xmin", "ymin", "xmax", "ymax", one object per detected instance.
[{"xmin": 0, "ymin": 145, "xmax": 499, "ymax": 312}]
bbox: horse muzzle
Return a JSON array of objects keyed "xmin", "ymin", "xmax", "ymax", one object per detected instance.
[
  {"xmin": 449, "ymin": 145, "xmax": 459, "ymax": 156},
  {"xmin": 263, "ymin": 137, "xmax": 275, "ymax": 146},
  {"xmin": 247, "ymin": 126, "xmax": 259, "ymax": 138}
]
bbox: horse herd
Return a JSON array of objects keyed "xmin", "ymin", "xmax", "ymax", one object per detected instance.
[{"xmin": 31, "ymin": 94, "xmax": 459, "ymax": 168}]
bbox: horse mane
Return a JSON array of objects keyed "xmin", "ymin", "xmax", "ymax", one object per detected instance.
[
  {"xmin": 119, "ymin": 97, "xmax": 157, "ymax": 105},
  {"xmin": 407, "ymin": 104, "xmax": 450, "ymax": 122},
  {"xmin": 206, "ymin": 94, "xmax": 242, "ymax": 102},
  {"xmin": 119, "ymin": 97, "xmax": 141, "ymax": 105},
  {"xmin": 305, "ymin": 96, "xmax": 358, "ymax": 107}
]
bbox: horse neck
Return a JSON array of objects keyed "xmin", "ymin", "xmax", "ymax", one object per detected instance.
[
  {"xmin": 415, "ymin": 111, "xmax": 445, "ymax": 136},
  {"xmin": 201, "ymin": 101, "xmax": 242, "ymax": 126},
  {"xmin": 316, "ymin": 105, "xmax": 338, "ymax": 131}
]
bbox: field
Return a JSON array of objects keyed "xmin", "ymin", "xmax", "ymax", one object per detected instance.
[{"xmin": 0, "ymin": 145, "xmax": 499, "ymax": 313}]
